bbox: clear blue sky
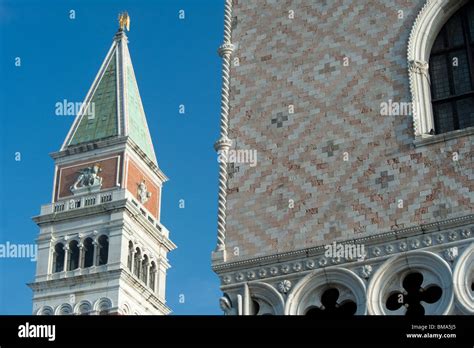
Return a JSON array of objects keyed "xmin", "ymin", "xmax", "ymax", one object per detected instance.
[{"xmin": 0, "ymin": 0, "xmax": 224, "ymax": 314}]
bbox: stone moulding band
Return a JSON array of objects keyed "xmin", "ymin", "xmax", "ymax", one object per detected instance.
[{"xmin": 213, "ymin": 214, "xmax": 474, "ymax": 273}]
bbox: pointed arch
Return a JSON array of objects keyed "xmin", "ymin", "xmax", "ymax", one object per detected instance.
[
  {"xmin": 247, "ymin": 282, "xmax": 285, "ymax": 315},
  {"xmin": 408, "ymin": 0, "xmax": 469, "ymax": 136},
  {"xmin": 285, "ymin": 268, "xmax": 367, "ymax": 315}
]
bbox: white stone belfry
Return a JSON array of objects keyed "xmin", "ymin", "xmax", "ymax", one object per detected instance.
[{"xmin": 29, "ymin": 17, "xmax": 176, "ymax": 315}]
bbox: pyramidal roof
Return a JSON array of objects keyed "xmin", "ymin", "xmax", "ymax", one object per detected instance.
[{"xmin": 62, "ymin": 28, "xmax": 157, "ymax": 164}]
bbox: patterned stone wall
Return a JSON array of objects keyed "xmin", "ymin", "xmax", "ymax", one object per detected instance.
[{"xmin": 224, "ymin": 0, "xmax": 473, "ymax": 262}]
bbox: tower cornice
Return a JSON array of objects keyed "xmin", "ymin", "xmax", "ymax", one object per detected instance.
[{"xmin": 49, "ymin": 136, "xmax": 167, "ymax": 183}]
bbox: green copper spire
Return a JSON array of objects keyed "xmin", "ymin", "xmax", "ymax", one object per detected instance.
[
  {"xmin": 69, "ymin": 52, "xmax": 118, "ymax": 146},
  {"xmin": 63, "ymin": 26, "xmax": 158, "ymax": 165},
  {"xmin": 123, "ymin": 45, "xmax": 157, "ymax": 163}
]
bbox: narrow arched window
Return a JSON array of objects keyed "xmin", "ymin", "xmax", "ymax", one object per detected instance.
[
  {"xmin": 68, "ymin": 241, "xmax": 80, "ymax": 271},
  {"xmin": 98, "ymin": 235, "xmax": 109, "ymax": 266},
  {"xmin": 83, "ymin": 238, "xmax": 94, "ymax": 268},
  {"xmin": 127, "ymin": 241, "xmax": 133, "ymax": 270},
  {"xmin": 96, "ymin": 298, "xmax": 112, "ymax": 315},
  {"xmin": 429, "ymin": 2, "xmax": 474, "ymax": 134},
  {"xmin": 53, "ymin": 243, "xmax": 65, "ymax": 273},
  {"xmin": 77, "ymin": 301, "xmax": 92, "ymax": 315},
  {"xmin": 134, "ymin": 248, "xmax": 141, "ymax": 278},
  {"xmin": 149, "ymin": 261, "xmax": 156, "ymax": 292},
  {"xmin": 141, "ymin": 255, "xmax": 149, "ymax": 284}
]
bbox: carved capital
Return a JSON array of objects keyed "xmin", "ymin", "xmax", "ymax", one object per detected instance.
[
  {"xmin": 214, "ymin": 136, "xmax": 233, "ymax": 151},
  {"xmin": 408, "ymin": 59, "xmax": 429, "ymax": 74},
  {"xmin": 218, "ymin": 42, "xmax": 234, "ymax": 57}
]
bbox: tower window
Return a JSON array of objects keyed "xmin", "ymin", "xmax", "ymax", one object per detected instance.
[
  {"xmin": 127, "ymin": 241, "xmax": 133, "ymax": 270},
  {"xmin": 149, "ymin": 261, "xmax": 156, "ymax": 292},
  {"xmin": 68, "ymin": 241, "xmax": 80, "ymax": 271},
  {"xmin": 77, "ymin": 301, "xmax": 92, "ymax": 315},
  {"xmin": 429, "ymin": 2, "xmax": 474, "ymax": 134},
  {"xmin": 134, "ymin": 248, "xmax": 141, "ymax": 278},
  {"xmin": 96, "ymin": 298, "xmax": 112, "ymax": 315},
  {"xmin": 98, "ymin": 235, "xmax": 109, "ymax": 266},
  {"xmin": 39, "ymin": 306, "xmax": 54, "ymax": 316},
  {"xmin": 83, "ymin": 238, "xmax": 94, "ymax": 268},
  {"xmin": 53, "ymin": 243, "xmax": 65, "ymax": 273},
  {"xmin": 57, "ymin": 303, "xmax": 73, "ymax": 315},
  {"xmin": 141, "ymin": 255, "xmax": 149, "ymax": 284}
]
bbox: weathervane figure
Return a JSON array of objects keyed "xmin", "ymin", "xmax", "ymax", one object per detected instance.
[{"xmin": 118, "ymin": 12, "xmax": 130, "ymax": 31}]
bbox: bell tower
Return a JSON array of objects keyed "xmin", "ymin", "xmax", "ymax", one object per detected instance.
[{"xmin": 29, "ymin": 13, "xmax": 176, "ymax": 315}]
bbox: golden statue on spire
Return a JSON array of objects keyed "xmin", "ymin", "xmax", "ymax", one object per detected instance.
[{"xmin": 118, "ymin": 12, "xmax": 130, "ymax": 31}]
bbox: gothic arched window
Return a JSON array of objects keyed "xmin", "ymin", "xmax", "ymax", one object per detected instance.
[
  {"xmin": 53, "ymin": 243, "xmax": 65, "ymax": 273},
  {"xmin": 429, "ymin": 2, "xmax": 474, "ymax": 134},
  {"xmin": 68, "ymin": 241, "xmax": 80, "ymax": 271},
  {"xmin": 83, "ymin": 238, "xmax": 94, "ymax": 268},
  {"xmin": 97, "ymin": 235, "xmax": 109, "ymax": 266}
]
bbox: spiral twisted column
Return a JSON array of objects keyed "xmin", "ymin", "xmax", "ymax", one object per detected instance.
[{"xmin": 213, "ymin": 0, "xmax": 234, "ymax": 260}]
